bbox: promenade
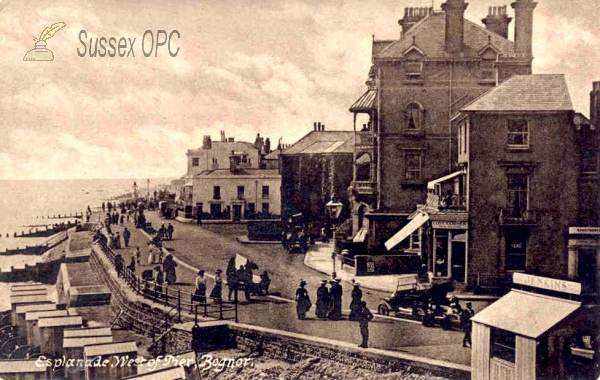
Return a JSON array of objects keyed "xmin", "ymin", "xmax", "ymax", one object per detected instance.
[{"xmin": 98, "ymin": 210, "xmax": 472, "ymax": 366}]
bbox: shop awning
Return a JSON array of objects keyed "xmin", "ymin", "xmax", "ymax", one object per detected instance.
[
  {"xmin": 427, "ymin": 171, "xmax": 462, "ymax": 190},
  {"xmin": 384, "ymin": 212, "xmax": 429, "ymax": 251},
  {"xmin": 353, "ymin": 226, "xmax": 368, "ymax": 243},
  {"xmin": 471, "ymin": 290, "xmax": 581, "ymax": 339}
]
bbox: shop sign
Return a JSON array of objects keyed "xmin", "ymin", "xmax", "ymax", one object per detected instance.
[
  {"xmin": 569, "ymin": 227, "xmax": 600, "ymax": 235},
  {"xmin": 568, "ymin": 239, "xmax": 600, "ymax": 247},
  {"xmin": 431, "ymin": 220, "xmax": 468, "ymax": 229},
  {"xmin": 513, "ymin": 273, "xmax": 581, "ymax": 295}
]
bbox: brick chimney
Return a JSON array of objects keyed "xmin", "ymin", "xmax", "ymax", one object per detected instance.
[
  {"xmin": 482, "ymin": 5, "xmax": 512, "ymax": 39},
  {"xmin": 511, "ymin": 0, "xmax": 537, "ymax": 58},
  {"xmin": 202, "ymin": 135, "xmax": 212, "ymax": 149},
  {"xmin": 399, "ymin": 7, "xmax": 433, "ymax": 36},
  {"xmin": 441, "ymin": 0, "xmax": 468, "ymax": 53},
  {"xmin": 264, "ymin": 137, "xmax": 271, "ymax": 154},
  {"xmin": 591, "ymin": 81, "xmax": 600, "ymax": 129}
]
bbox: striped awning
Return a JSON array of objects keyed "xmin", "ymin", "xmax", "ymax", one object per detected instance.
[
  {"xmin": 356, "ymin": 153, "xmax": 371, "ymax": 165},
  {"xmin": 353, "ymin": 226, "xmax": 368, "ymax": 243},
  {"xmin": 350, "ymin": 89, "xmax": 377, "ymax": 112}
]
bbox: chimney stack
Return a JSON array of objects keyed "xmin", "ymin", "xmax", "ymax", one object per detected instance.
[
  {"xmin": 511, "ymin": 0, "xmax": 537, "ymax": 58},
  {"xmin": 202, "ymin": 135, "xmax": 212, "ymax": 149},
  {"xmin": 264, "ymin": 137, "xmax": 271, "ymax": 154},
  {"xmin": 441, "ymin": 0, "xmax": 468, "ymax": 53},
  {"xmin": 220, "ymin": 131, "xmax": 226, "ymax": 142},
  {"xmin": 314, "ymin": 122, "xmax": 318, "ymax": 131},
  {"xmin": 482, "ymin": 5, "xmax": 512, "ymax": 39},
  {"xmin": 591, "ymin": 81, "xmax": 600, "ymax": 130},
  {"xmin": 322, "ymin": 124, "xmax": 325, "ymax": 131},
  {"xmin": 399, "ymin": 7, "xmax": 433, "ymax": 36},
  {"xmin": 317, "ymin": 122, "xmax": 322, "ymax": 131}
]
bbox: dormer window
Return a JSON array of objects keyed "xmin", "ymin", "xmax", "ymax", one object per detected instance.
[
  {"xmin": 404, "ymin": 61, "xmax": 423, "ymax": 79},
  {"xmin": 406, "ymin": 103, "xmax": 424, "ymax": 131}
]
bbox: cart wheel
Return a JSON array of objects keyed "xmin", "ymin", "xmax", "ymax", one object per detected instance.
[{"xmin": 378, "ymin": 304, "xmax": 390, "ymax": 316}]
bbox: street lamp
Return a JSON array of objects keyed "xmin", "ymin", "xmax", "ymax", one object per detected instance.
[{"xmin": 325, "ymin": 196, "xmax": 343, "ymax": 221}]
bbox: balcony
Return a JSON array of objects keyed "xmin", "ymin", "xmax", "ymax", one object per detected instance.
[
  {"xmin": 426, "ymin": 192, "xmax": 466, "ymax": 211},
  {"xmin": 499, "ymin": 208, "xmax": 537, "ymax": 226},
  {"xmin": 354, "ymin": 181, "xmax": 376, "ymax": 195},
  {"xmin": 357, "ymin": 131, "xmax": 375, "ymax": 146}
]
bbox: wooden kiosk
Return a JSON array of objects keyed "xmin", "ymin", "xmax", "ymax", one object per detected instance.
[{"xmin": 471, "ymin": 273, "xmax": 599, "ymax": 380}]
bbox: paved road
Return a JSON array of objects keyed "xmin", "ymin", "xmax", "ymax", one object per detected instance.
[{"xmin": 100, "ymin": 211, "xmax": 472, "ymax": 366}]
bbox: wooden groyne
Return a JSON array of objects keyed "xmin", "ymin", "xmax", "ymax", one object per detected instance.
[
  {"xmin": 4, "ymin": 222, "xmax": 76, "ymax": 239},
  {"xmin": 40, "ymin": 212, "xmax": 83, "ymax": 220},
  {"xmin": 0, "ymin": 231, "xmax": 68, "ymax": 256}
]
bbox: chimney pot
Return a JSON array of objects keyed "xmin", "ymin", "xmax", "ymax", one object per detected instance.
[
  {"xmin": 322, "ymin": 124, "xmax": 325, "ymax": 131},
  {"xmin": 314, "ymin": 122, "xmax": 317, "ymax": 131}
]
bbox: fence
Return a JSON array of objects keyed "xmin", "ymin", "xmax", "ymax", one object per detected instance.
[{"xmin": 95, "ymin": 239, "xmax": 238, "ymax": 325}]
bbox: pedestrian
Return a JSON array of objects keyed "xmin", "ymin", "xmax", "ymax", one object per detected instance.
[
  {"xmin": 126, "ymin": 213, "xmax": 130, "ymax": 223},
  {"xmin": 328, "ymin": 278, "xmax": 343, "ymax": 320},
  {"xmin": 134, "ymin": 246, "xmax": 141, "ymax": 265},
  {"xmin": 107, "ymin": 202, "xmax": 112, "ymax": 212},
  {"xmin": 120, "ymin": 214, "xmax": 124, "ymax": 224},
  {"xmin": 114, "ymin": 232, "xmax": 121, "ymax": 249},
  {"xmin": 315, "ymin": 279, "xmax": 330, "ymax": 319},
  {"xmin": 237, "ymin": 265, "xmax": 251, "ymax": 301},
  {"xmin": 102, "ymin": 202, "xmax": 105, "ymax": 213},
  {"xmin": 147, "ymin": 242, "xmax": 155, "ymax": 265},
  {"xmin": 194, "ymin": 270, "xmax": 207, "ymax": 303},
  {"xmin": 196, "ymin": 213, "xmax": 203, "ymax": 226},
  {"xmin": 114, "ymin": 253, "xmax": 124, "ymax": 277},
  {"xmin": 167, "ymin": 223, "xmax": 174, "ymax": 240},
  {"xmin": 258, "ymin": 270, "xmax": 271, "ymax": 296},
  {"xmin": 163, "ymin": 254, "xmax": 177, "ymax": 285},
  {"xmin": 226, "ymin": 258, "xmax": 238, "ymax": 301},
  {"xmin": 295, "ymin": 280, "xmax": 312, "ymax": 320},
  {"xmin": 122, "ymin": 227, "xmax": 131, "ymax": 248},
  {"xmin": 358, "ymin": 301, "xmax": 374, "ymax": 348},
  {"xmin": 127, "ymin": 256, "xmax": 136, "ymax": 272},
  {"xmin": 210, "ymin": 269, "xmax": 223, "ymax": 302},
  {"xmin": 461, "ymin": 302, "xmax": 475, "ymax": 348},
  {"xmin": 349, "ymin": 282, "xmax": 363, "ymax": 321},
  {"xmin": 154, "ymin": 266, "xmax": 164, "ymax": 299}
]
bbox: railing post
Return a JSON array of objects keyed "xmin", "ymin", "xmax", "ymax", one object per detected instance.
[
  {"xmin": 234, "ymin": 289, "xmax": 239, "ymax": 323},
  {"xmin": 190, "ymin": 294, "xmax": 194, "ymax": 314},
  {"xmin": 219, "ymin": 300, "xmax": 223, "ymax": 320},
  {"xmin": 165, "ymin": 286, "xmax": 169, "ymax": 306},
  {"xmin": 194, "ymin": 304, "xmax": 198, "ymax": 325},
  {"xmin": 203, "ymin": 300, "xmax": 208, "ymax": 318},
  {"xmin": 177, "ymin": 290, "xmax": 181, "ymax": 322}
]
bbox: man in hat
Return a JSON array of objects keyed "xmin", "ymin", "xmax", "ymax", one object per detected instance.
[
  {"xmin": 358, "ymin": 301, "xmax": 374, "ymax": 348},
  {"xmin": 315, "ymin": 280, "xmax": 330, "ymax": 318},
  {"xmin": 460, "ymin": 302, "xmax": 475, "ymax": 348},
  {"xmin": 328, "ymin": 278, "xmax": 343, "ymax": 320},
  {"xmin": 349, "ymin": 282, "xmax": 363, "ymax": 321}
]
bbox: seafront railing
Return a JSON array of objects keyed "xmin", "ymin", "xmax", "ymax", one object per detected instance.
[{"xmin": 95, "ymin": 239, "xmax": 238, "ymax": 324}]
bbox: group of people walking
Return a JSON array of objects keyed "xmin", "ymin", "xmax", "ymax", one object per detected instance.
[
  {"xmin": 296, "ymin": 278, "xmax": 374, "ymax": 348},
  {"xmin": 157, "ymin": 223, "xmax": 174, "ymax": 240},
  {"xmin": 193, "ymin": 269, "xmax": 223, "ymax": 303}
]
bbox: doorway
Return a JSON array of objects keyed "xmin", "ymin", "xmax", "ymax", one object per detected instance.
[
  {"xmin": 578, "ymin": 249, "xmax": 598, "ymax": 294},
  {"xmin": 233, "ymin": 205, "xmax": 242, "ymax": 221},
  {"xmin": 451, "ymin": 241, "xmax": 466, "ymax": 283}
]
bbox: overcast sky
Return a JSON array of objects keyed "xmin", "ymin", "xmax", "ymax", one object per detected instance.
[{"xmin": 0, "ymin": 0, "xmax": 598, "ymax": 180}]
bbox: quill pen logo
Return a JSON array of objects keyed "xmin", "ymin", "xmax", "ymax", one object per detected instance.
[{"xmin": 23, "ymin": 22, "xmax": 66, "ymax": 61}]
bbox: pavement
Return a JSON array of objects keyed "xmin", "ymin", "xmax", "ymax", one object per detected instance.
[{"xmin": 97, "ymin": 210, "xmax": 474, "ymax": 366}]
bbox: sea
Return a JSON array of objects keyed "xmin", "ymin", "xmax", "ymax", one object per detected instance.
[{"xmin": 0, "ymin": 178, "xmax": 171, "ymax": 311}]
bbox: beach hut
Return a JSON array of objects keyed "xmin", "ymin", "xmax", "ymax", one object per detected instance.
[
  {"xmin": 10, "ymin": 283, "xmax": 47, "ymax": 292},
  {"xmin": 63, "ymin": 336, "xmax": 114, "ymax": 380},
  {"xmin": 122, "ymin": 365, "xmax": 187, "ymax": 380},
  {"xmin": 63, "ymin": 326, "xmax": 112, "ymax": 339},
  {"xmin": 15, "ymin": 303, "xmax": 56, "ymax": 333},
  {"xmin": 25, "ymin": 309, "xmax": 75, "ymax": 345},
  {"xmin": 38, "ymin": 315, "xmax": 83, "ymax": 357},
  {"xmin": 471, "ymin": 273, "xmax": 597, "ymax": 380},
  {"xmin": 10, "ymin": 294, "xmax": 52, "ymax": 325},
  {"xmin": 0, "ymin": 359, "xmax": 50, "ymax": 380},
  {"xmin": 83, "ymin": 341, "xmax": 138, "ymax": 380},
  {"xmin": 10, "ymin": 289, "xmax": 48, "ymax": 297}
]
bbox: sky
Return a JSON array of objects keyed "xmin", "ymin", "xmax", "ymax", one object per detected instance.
[{"xmin": 0, "ymin": 0, "xmax": 598, "ymax": 180}]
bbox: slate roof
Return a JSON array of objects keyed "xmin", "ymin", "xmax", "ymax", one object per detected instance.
[
  {"xmin": 461, "ymin": 74, "xmax": 574, "ymax": 112},
  {"xmin": 375, "ymin": 12, "xmax": 514, "ymax": 59},
  {"xmin": 280, "ymin": 131, "xmax": 354, "ymax": 155}
]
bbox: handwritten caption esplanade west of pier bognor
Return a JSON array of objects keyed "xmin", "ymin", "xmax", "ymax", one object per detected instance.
[{"xmin": 35, "ymin": 354, "xmax": 253, "ymax": 373}]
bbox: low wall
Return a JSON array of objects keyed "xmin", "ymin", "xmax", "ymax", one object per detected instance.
[
  {"xmin": 0, "ymin": 259, "xmax": 62, "ymax": 283},
  {"xmin": 165, "ymin": 323, "xmax": 470, "ymax": 379}
]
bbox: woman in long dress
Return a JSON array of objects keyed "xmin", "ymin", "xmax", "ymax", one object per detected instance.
[
  {"xmin": 163, "ymin": 254, "xmax": 177, "ymax": 285},
  {"xmin": 295, "ymin": 280, "xmax": 311, "ymax": 320},
  {"xmin": 315, "ymin": 280, "xmax": 330, "ymax": 319},
  {"xmin": 147, "ymin": 242, "xmax": 155, "ymax": 265},
  {"xmin": 348, "ymin": 282, "xmax": 363, "ymax": 321},
  {"xmin": 209, "ymin": 269, "xmax": 223, "ymax": 302},
  {"xmin": 194, "ymin": 270, "xmax": 207, "ymax": 303}
]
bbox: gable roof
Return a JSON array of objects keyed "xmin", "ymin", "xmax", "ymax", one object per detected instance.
[
  {"xmin": 461, "ymin": 74, "xmax": 574, "ymax": 112},
  {"xmin": 280, "ymin": 131, "xmax": 354, "ymax": 155},
  {"xmin": 376, "ymin": 12, "xmax": 514, "ymax": 59}
]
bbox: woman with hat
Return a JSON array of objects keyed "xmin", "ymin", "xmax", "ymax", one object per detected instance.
[
  {"xmin": 349, "ymin": 282, "xmax": 363, "ymax": 321},
  {"xmin": 295, "ymin": 280, "xmax": 312, "ymax": 320},
  {"xmin": 194, "ymin": 270, "xmax": 207, "ymax": 303},
  {"xmin": 315, "ymin": 279, "xmax": 330, "ymax": 319},
  {"xmin": 328, "ymin": 278, "xmax": 343, "ymax": 320},
  {"xmin": 209, "ymin": 269, "xmax": 223, "ymax": 302}
]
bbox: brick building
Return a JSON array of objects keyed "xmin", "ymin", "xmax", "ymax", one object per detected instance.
[
  {"xmin": 386, "ymin": 75, "xmax": 599, "ymax": 293},
  {"xmin": 280, "ymin": 123, "xmax": 354, "ymax": 223},
  {"xmin": 348, "ymin": 0, "xmax": 537, "ymax": 253}
]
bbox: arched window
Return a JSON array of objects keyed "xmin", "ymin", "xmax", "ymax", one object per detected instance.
[{"xmin": 406, "ymin": 103, "xmax": 424, "ymax": 130}]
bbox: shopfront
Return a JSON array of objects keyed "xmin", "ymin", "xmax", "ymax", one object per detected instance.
[
  {"xmin": 471, "ymin": 273, "xmax": 599, "ymax": 380},
  {"xmin": 430, "ymin": 218, "xmax": 468, "ymax": 283},
  {"xmin": 567, "ymin": 227, "xmax": 600, "ymax": 297}
]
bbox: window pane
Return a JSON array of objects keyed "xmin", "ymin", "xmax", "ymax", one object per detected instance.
[
  {"xmin": 491, "ymin": 328, "xmax": 516, "ymax": 363},
  {"xmin": 507, "ymin": 120, "xmax": 529, "ymax": 146}
]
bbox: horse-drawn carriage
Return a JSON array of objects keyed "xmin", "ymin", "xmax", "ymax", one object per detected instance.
[{"xmin": 281, "ymin": 213, "xmax": 308, "ymax": 253}]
